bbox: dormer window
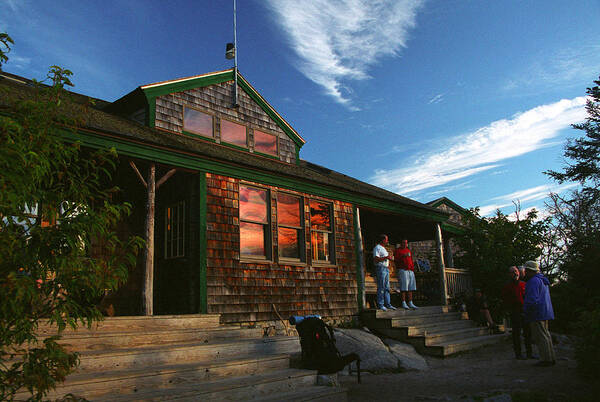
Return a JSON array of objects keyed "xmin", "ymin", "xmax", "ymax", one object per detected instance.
[
  {"xmin": 183, "ymin": 107, "xmax": 213, "ymax": 138},
  {"xmin": 254, "ymin": 130, "xmax": 278, "ymax": 157},
  {"xmin": 220, "ymin": 119, "xmax": 247, "ymax": 148}
]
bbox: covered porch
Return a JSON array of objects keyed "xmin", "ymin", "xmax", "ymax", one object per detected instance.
[{"xmin": 355, "ymin": 206, "xmax": 471, "ymax": 310}]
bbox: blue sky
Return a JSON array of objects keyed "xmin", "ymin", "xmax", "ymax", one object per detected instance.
[{"xmin": 2, "ymin": 0, "xmax": 599, "ymax": 217}]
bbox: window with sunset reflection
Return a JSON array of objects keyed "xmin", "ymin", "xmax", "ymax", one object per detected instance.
[
  {"xmin": 239, "ymin": 185, "xmax": 270, "ymax": 259},
  {"xmin": 183, "ymin": 107, "xmax": 213, "ymax": 138},
  {"xmin": 277, "ymin": 193, "xmax": 304, "ymax": 260},
  {"xmin": 309, "ymin": 200, "xmax": 334, "ymax": 263},
  {"xmin": 254, "ymin": 130, "xmax": 278, "ymax": 156},
  {"xmin": 221, "ymin": 119, "xmax": 247, "ymax": 148}
]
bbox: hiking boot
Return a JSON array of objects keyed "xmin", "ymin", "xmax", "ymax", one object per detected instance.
[
  {"xmin": 408, "ymin": 301, "xmax": 418, "ymax": 309},
  {"xmin": 401, "ymin": 301, "xmax": 410, "ymax": 310}
]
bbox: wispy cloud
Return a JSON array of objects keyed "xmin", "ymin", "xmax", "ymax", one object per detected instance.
[
  {"xmin": 478, "ymin": 183, "xmax": 578, "ymax": 217},
  {"xmin": 428, "ymin": 93, "xmax": 444, "ymax": 104},
  {"xmin": 264, "ymin": 0, "xmax": 424, "ymax": 109},
  {"xmin": 502, "ymin": 44, "xmax": 600, "ymax": 93},
  {"xmin": 370, "ymin": 96, "xmax": 587, "ymax": 195}
]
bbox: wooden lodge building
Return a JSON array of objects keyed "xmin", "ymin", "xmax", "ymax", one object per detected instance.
[{"xmin": 1, "ymin": 69, "xmax": 469, "ymax": 326}]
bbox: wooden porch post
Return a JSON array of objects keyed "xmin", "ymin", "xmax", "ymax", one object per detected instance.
[
  {"xmin": 435, "ymin": 223, "xmax": 449, "ymax": 306},
  {"xmin": 143, "ymin": 164, "xmax": 156, "ymax": 316},
  {"xmin": 353, "ymin": 206, "xmax": 366, "ymax": 310},
  {"xmin": 130, "ymin": 161, "xmax": 177, "ymax": 316}
]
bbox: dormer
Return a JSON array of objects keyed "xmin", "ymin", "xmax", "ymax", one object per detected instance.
[{"xmin": 106, "ymin": 69, "xmax": 305, "ymax": 165}]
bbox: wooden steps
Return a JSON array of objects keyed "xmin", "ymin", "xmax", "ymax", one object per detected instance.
[
  {"xmin": 16, "ymin": 315, "xmax": 347, "ymax": 401},
  {"xmin": 362, "ymin": 306, "xmax": 506, "ymax": 357}
]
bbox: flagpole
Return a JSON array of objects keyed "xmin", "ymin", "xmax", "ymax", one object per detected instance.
[{"xmin": 233, "ymin": 0, "xmax": 239, "ymax": 107}]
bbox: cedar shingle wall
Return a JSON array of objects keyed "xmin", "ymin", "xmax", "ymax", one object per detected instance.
[
  {"xmin": 206, "ymin": 173, "xmax": 358, "ymax": 324},
  {"xmin": 155, "ymin": 82, "xmax": 296, "ymax": 164}
]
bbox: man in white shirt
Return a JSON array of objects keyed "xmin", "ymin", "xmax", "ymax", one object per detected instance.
[{"xmin": 372, "ymin": 234, "xmax": 396, "ymax": 311}]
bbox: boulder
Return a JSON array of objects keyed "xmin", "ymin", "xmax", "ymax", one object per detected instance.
[
  {"xmin": 334, "ymin": 328, "xmax": 398, "ymax": 372},
  {"xmin": 384, "ymin": 339, "xmax": 429, "ymax": 371}
]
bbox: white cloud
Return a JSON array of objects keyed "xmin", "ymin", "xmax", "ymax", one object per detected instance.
[
  {"xmin": 428, "ymin": 93, "xmax": 444, "ymax": 104},
  {"xmin": 370, "ymin": 96, "xmax": 587, "ymax": 195},
  {"xmin": 502, "ymin": 44, "xmax": 600, "ymax": 93},
  {"xmin": 264, "ymin": 0, "xmax": 424, "ymax": 109},
  {"xmin": 478, "ymin": 183, "xmax": 579, "ymax": 217}
]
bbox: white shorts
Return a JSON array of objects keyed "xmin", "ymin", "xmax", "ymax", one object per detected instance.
[{"xmin": 398, "ymin": 269, "xmax": 416, "ymax": 291}]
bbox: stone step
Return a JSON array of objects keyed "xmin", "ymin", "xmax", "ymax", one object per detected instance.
[
  {"xmin": 362, "ymin": 305, "xmax": 449, "ymax": 319},
  {"xmin": 95, "ymin": 368, "xmax": 318, "ymax": 401},
  {"xmin": 408, "ymin": 319, "xmax": 476, "ymax": 336},
  {"xmin": 367, "ymin": 319, "xmax": 474, "ymax": 341},
  {"xmin": 76, "ymin": 336, "xmax": 300, "ymax": 372},
  {"xmin": 423, "ymin": 333, "xmax": 508, "ymax": 357},
  {"xmin": 390, "ymin": 312, "xmax": 468, "ymax": 327},
  {"xmin": 48, "ymin": 326, "xmax": 264, "ymax": 353},
  {"xmin": 411, "ymin": 326, "xmax": 492, "ymax": 347},
  {"xmin": 35, "ymin": 354, "xmax": 292, "ymax": 401},
  {"xmin": 256, "ymin": 385, "xmax": 348, "ymax": 401},
  {"xmin": 36, "ymin": 314, "xmax": 222, "ymax": 335}
]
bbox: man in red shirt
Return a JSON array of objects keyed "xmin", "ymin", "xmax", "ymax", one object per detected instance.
[
  {"xmin": 502, "ymin": 266, "xmax": 533, "ymax": 359},
  {"xmin": 394, "ymin": 239, "xmax": 418, "ymax": 310}
]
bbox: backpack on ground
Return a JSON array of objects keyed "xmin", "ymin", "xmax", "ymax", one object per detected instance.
[{"xmin": 295, "ymin": 317, "xmax": 361, "ymax": 383}]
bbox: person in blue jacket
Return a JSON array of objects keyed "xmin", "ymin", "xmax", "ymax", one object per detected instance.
[{"xmin": 523, "ymin": 260, "xmax": 556, "ymax": 366}]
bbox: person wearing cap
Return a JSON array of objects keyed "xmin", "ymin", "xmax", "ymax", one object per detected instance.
[
  {"xmin": 523, "ymin": 260, "xmax": 556, "ymax": 366},
  {"xmin": 394, "ymin": 239, "xmax": 418, "ymax": 310},
  {"xmin": 372, "ymin": 234, "xmax": 396, "ymax": 311},
  {"xmin": 501, "ymin": 266, "xmax": 533, "ymax": 359}
]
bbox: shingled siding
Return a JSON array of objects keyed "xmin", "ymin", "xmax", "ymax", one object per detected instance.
[
  {"xmin": 205, "ymin": 173, "xmax": 358, "ymax": 324},
  {"xmin": 154, "ymin": 82, "xmax": 296, "ymax": 164}
]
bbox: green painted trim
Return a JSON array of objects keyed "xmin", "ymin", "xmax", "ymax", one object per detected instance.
[
  {"xmin": 295, "ymin": 145, "xmax": 300, "ymax": 166},
  {"xmin": 252, "ymin": 150, "xmax": 279, "ymax": 160},
  {"xmin": 219, "ymin": 141, "xmax": 249, "ymax": 152},
  {"xmin": 182, "ymin": 130, "xmax": 217, "ymax": 142},
  {"xmin": 441, "ymin": 222, "xmax": 465, "ymax": 235},
  {"xmin": 353, "ymin": 205, "xmax": 364, "ymax": 311},
  {"xmin": 237, "ymin": 75, "xmax": 305, "ymax": 149},
  {"xmin": 60, "ymin": 129, "xmax": 448, "ymax": 222},
  {"xmin": 138, "ymin": 69, "xmax": 305, "ymax": 150},
  {"xmin": 198, "ymin": 172, "xmax": 208, "ymax": 313},
  {"xmin": 429, "ymin": 197, "xmax": 469, "ymax": 215},
  {"xmin": 147, "ymin": 96, "xmax": 156, "ymax": 128},
  {"xmin": 142, "ymin": 71, "xmax": 234, "ymax": 98}
]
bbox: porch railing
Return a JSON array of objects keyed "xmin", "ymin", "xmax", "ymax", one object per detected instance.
[{"xmin": 444, "ymin": 267, "xmax": 472, "ymax": 301}]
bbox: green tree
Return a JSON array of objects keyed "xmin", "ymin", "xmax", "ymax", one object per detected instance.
[
  {"xmin": 546, "ymin": 76, "xmax": 600, "ymax": 198},
  {"xmin": 454, "ymin": 206, "xmax": 549, "ymax": 317},
  {"xmin": 544, "ymin": 75, "xmax": 600, "ymax": 379},
  {"xmin": 0, "ymin": 39, "xmax": 143, "ymax": 400},
  {"xmin": 0, "ymin": 32, "xmax": 14, "ymax": 70}
]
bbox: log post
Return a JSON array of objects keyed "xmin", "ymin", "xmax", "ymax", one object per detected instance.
[
  {"xmin": 435, "ymin": 223, "xmax": 448, "ymax": 306},
  {"xmin": 142, "ymin": 164, "xmax": 156, "ymax": 315},
  {"xmin": 354, "ymin": 206, "xmax": 366, "ymax": 310}
]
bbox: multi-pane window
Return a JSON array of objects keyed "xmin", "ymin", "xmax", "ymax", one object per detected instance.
[
  {"xmin": 239, "ymin": 185, "xmax": 270, "ymax": 259},
  {"xmin": 165, "ymin": 201, "xmax": 185, "ymax": 259},
  {"xmin": 183, "ymin": 107, "xmax": 213, "ymax": 138},
  {"xmin": 254, "ymin": 130, "xmax": 278, "ymax": 157},
  {"xmin": 309, "ymin": 200, "xmax": 334, "ymax": 264},
  {"xmin": 221, "ymin": 119, "xmax": 247, "ymax": 148},
  {"xmin": 277, "ymin": 193, "xmax": 304, "ymax": 261}
]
